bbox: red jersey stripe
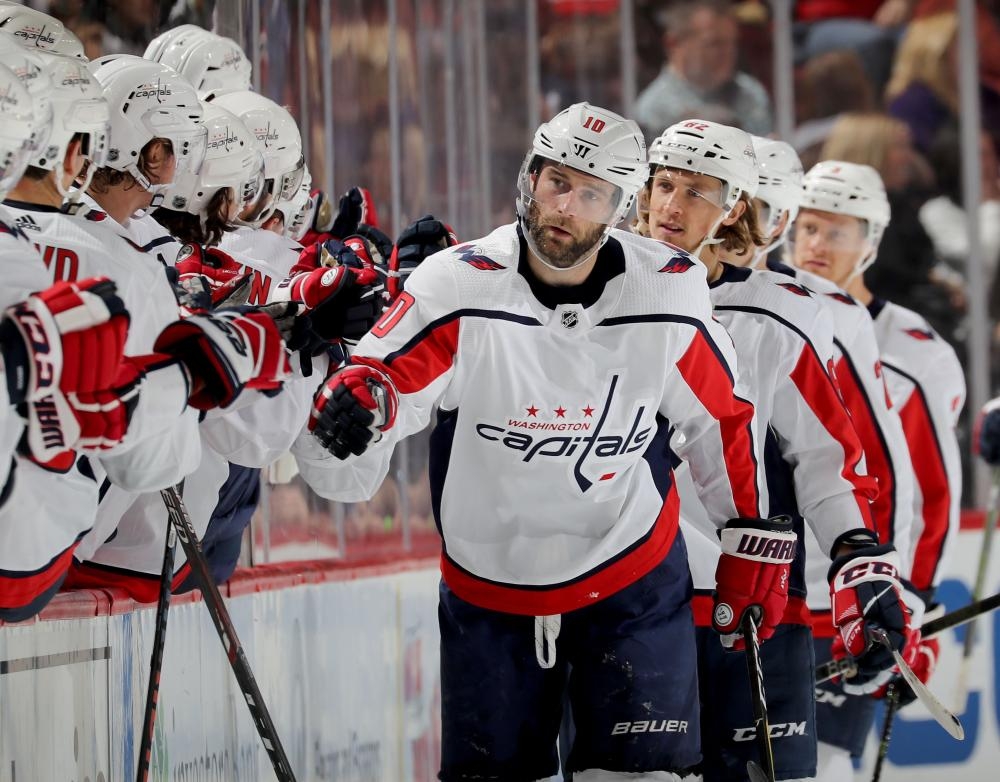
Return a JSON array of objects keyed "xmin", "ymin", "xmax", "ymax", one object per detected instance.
[
  {"xmin": 790, "ymin": 346, "xmax": 877, "ymax": 528},
  {"xmin": 441, "ymin": 483, "xmax": 681, "ymax": 615},
  {"xmin": 675, "ymin": 330, "xmax": 760, "ymax": 518},
  {"xmin": 898, "ymin": 390, "xmax": 951, "ymax": 592}
]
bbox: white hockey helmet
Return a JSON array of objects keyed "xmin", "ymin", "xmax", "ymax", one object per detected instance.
[
  {"xmin": 648, "ymin": 119, "xmax": 759, "ymax": 213},
  {"xmin": 142, "ymin": 24, "xmax": 206, "ymax": 63},
  {"xmin": 0, "ymin": 62, "xmax": 39, "ymax": 199},
  {"xmin": 159, "ymin": 32, "xmax": 252, "ymax": 101},
  {"xmin": 88, "ymin": 55, "xmax": 207, "ymax": 204},
  {"xmin": 211, "ymin": 89, "xmax": 305, "ymax": 226},
  {"xmin": 0, "ymin": 3, "xmax": 86, "ymax": 60},
  {"xmin": 0, "ymin": 40, "xmax": 53, "ymax": 160},
  {"xmin": 30, "ymin": 52, "xmax": 110, "ymax": 178},
  {"xmin": 751, "ymin": 135, "xmax": 803, "ymax": 238},
  {"xmin": 162, "ymin": 101, "xmax": 264, "ymax": 218},
  {"xmin": 800, "ymin": 160, "xmax": 890, "ymax": 274},
  {"xmin": 283, "ymin": 167, "xmax": 314, "ymax": 241},
  {"xmin": 516, "ymin": 102, "xmax": 646, "ymax": 270}
]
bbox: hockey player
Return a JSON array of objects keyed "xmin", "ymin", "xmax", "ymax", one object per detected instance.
[
  {"xmin": 296, "ymin": 102, "xmax": 788, "ymax": 781},
  {"xmin": 791, "ymin": 161, "xmax": 962, "ymax": 779},
  {"xmin": 73, "ymin": 100, "xmax": 379, "ymax": 599},
  {"xmin": 2, "ymin": 50, "xmax": 290, "ymax": 603},
  {"xmin": 633, "ymin": 119, "xmax": 894, "ymax": 781}
]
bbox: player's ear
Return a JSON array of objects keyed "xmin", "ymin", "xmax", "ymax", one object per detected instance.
[
  {"xmin": 65, "ymin": 135, "xmax": 87, "ymax": 181},
  {"xmin": 721, "ymin": 198, "xmax": 747, "ymax": 227}
]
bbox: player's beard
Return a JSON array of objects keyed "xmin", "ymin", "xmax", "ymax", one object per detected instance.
[{"xmin": 527, "ymin": 200, "xmax": 606, "ymax": 269}]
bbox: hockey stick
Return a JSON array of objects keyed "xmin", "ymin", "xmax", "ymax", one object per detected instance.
[
  {"xmin": 160, "ymin": 486, "xmax": 299, "ymax": 781},
  {"xmin": 954, "ymin": 466, "xmax": 1000, "ymax": 713},
  {"xmin": 871, "ymin": 682, "xmax": 900, "ymax": 782},
  {"xmin": 869, "ymin": 627, "xmax": 964, "ymax": 740},
  {"xmin": 815, "ymin": 589, "xmax": 1000, "ymax": 684},
  {"xmin": 136, "ymin": 516, "xmax": 177, "ymax": 782},
  {"xmin": 741, "ymin": 612, "xmax": 776, "ymax": 782}
]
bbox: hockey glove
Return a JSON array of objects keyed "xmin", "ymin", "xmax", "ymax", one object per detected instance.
[
  {"xmin": 310, "ymin": 362, "xmax": 398, "ymax": 459},
  {"xmin": 386, "ymin": 215, "xmax": 458, "ymax": 300},
  {"xmin": 301, "ymin": 186, "xmax": 380, "ymax": 246},
  {"xmin": 975, "ymin": 396, "xmax": 1000, "ymax": 465},
  {"xmin": 0, "ymin": 278, "xmax": 131, "ymax": 466},
  {"xmin": 153, "ymin": 308, "xmax": 291, "ymax": 410},
  {"xmin": 713, "ymin": 516, "xmax": 796, "ymax": 650},
  {"xmin": 828, "ymin": 534, "xmax": 910, "ymax": 695}
]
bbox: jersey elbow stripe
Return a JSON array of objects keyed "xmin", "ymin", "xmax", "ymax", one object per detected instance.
[
  {"xmin": 675, "ymin": 330, "xmax": 760, "ymax": 517},
  {"xmin": 0, "ymin": 541, "xmax": 80, "ymax": 612},
  {"xmin": 440, "ymin": 484, "xmax": 681, "ymax": 615},
  {"xmin": 790, "ymin": 346, "xmax": 877, "ymax": 529},
  {"xmin": 895, "ymin": 383, "xmax": 952, "ymax": 591},
  {"xmin": 834, "ymin": 349, "xmax": 895, "ymax": 544}
]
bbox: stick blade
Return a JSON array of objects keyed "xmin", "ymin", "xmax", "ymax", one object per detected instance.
[
  {"xmin": 891, "ymin": 646, "xmax": 965, "ymax": 740},
  {"xmin": 746, "ymin": 760, "xmax": 772, "ymax": 782}
]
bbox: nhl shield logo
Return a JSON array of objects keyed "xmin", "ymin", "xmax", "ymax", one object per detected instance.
[{"xmin": 561, "ymin": 309, "xmax": 579, "ymax": 329}]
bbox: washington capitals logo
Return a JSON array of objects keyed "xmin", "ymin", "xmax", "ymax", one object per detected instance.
[
  {"xmin": 207, "ymin": 125, "xmax": 240, "ymax": 152},
  {"xmin": 778, "ymin": 282, "xmax": 811, "ymax": 297},
  {"xmin": 255, "ymin": 121, "xmax": 280, "ymax": 149},
  {"xmin": 904, "ymin": 327, "xmax": 935, "ymax": 341},
  {"xmin": 825, "ymin": 292, "xmax": 856, "ymax": 306},
  {"xmin": 454, "ymin": 243, "xmax": 503, "ymax": 270},
  {"xmin": 134, "ymin": 79, "xmax": 173, "ymax": 103},
  {"xmin": 658, "ymin": 254, "xmax": 695, "ymax": 273}
]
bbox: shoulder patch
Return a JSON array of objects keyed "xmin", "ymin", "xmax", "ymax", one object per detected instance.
[
  {"xmin": 0, "ymin": 219, "xmax": 25, "ymax": 240},
  {"xmin": 454, "ymin": 243, "xmax": 503, "ymax": 270},
  {"xmin": 778, "ymin": 282, "xmax": 811, "ymax": 297},
  {"xmin": 903, "ymin": 327, "xmax": 935, "ymax": 341},
  {"xmin": 825, "ymin": 291, "xmax": 856, "ymax": 306},
  {"xmin": 658, "ymin": 255, "xmax": 696, "ymax": 273},
  {"xmin": 83, "ymin": 209, "xmax": 108, "ymax": 222}
]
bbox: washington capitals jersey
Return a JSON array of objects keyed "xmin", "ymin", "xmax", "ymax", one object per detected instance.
[
  {"xmin": 766, "ymin": 261, "xmax": 916, "ymax": 618},
  {"xmin": 677, "ymin": 263, "xmax": 876, "ymax": 626},
  {"xmin": 296, "ymin": 224, "xmax": 766, "ymax": 616},
  {"xmin": 73, "ymin": 224, "xmax": 322, "ymax": 595},
  {"xmin": 870, "ymin": 298, "xmax": 965, "ymax": 595}
]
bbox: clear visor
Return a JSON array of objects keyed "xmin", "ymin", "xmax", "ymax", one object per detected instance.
[
  {"xmin": 69, "ymin": 101, "xmax": 112, "ymax": 167},
  {"xmin": 239, "ymin": 176, "xmax": 275, "ymax": 226},
  {"xmin": 145, "ymin": 111, "xmax": 208, "ymax": 179},
  {"xmin": 238, "ymin": 154, "xmax": 266, "ymax": 213},
  {"xmin": 275, "ymin": 154, "xmax": 306, "ymax": 204},
  {"xmin": 789, "ymin": 215, "xmax": 870, "ymax": 255},
  {"xmin": 648, "ymin": 168, "xmax": 727, "ymax": 211},
  {"xmin": 518, "ymin": 158, "xmax": 624, "ymax": 225}
]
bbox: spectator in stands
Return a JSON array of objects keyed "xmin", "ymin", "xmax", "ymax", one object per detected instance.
[
  {"xmin": 633, "ymin": 0, "xmax": 773, "ymax": 140},
  {"xmin": 792, "ymin": 49, "xmax": 878, "ymax": 170},
  {"xmin": 921, "ymin": 124, "xmax": 1000, "ymax": 297},
  {"xmin": 886, "ymin": 5, "xmax": 1000, "ymax": 156},
  {"xmin": 821, "ymin": 112, "xmax": 964, "ymax": 346},
  {"xmin": 794, "ymin": 0, "xmax": 913, "ymax": 95}
]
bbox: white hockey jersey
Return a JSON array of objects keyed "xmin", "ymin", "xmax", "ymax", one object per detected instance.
[
  {"xmin": 677, "ymin": 263, "xmax": 877, "ymax": 627},
  {"xmin": 295, "ymin": 224, "xmax": 766, "ymax": 616},
  {"xmin": 0, "ymin": 199, "xmax": 201, "ymax": 569},
  {"xmin": 869, "ymin": 298, "xmax": 965, "ymax": 596},
  {"xmin": 74, "ymin": 222, "xmax": 322, "ymax": 593}
]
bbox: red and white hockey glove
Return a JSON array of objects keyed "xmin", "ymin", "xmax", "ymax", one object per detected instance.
[
  {"xmin": 309, "ymin": 362, "xmax": 398, "ymax": 459},
  {"xmin": 0, "ymin": 278, "xmax": 131, "ymax": 465},
  {"xmin": 713, "ymin": 516, "xmax": 796, "ymax": 650},
  {"xmin": 386, "ymin": 214, "xmax": 458, "ymax": 301},
  {"xmin": 828, "ymin": 534, "xmax": 910, "ymax": 695},
  {"xmin": 153, "ymin": 308, "xmax": 291, "ymax": 410},
  {"xmin": 173, "ymin": 243, "xmax": 252, "ymax": 312}
]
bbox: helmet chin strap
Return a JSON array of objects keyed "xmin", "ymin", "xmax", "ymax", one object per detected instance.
[{"xmin": 691, "ymin": 208, "xmax": 730, "ymax": 262}]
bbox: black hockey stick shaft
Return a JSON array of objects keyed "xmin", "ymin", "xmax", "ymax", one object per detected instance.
[
  {"xmin": 815, "ymin": 589, "xmax": 1000, "ymax": 684},
  {"xmin": 160, "ymin": 487, "xmax": 298, "ymax": 781},
  {"xmin": 871, "ymin": 683, "xmax": 900, "ymax": 782},
  {"xmin": 136, "ymin": 517, "xmax": 177, "ymax": 782},
  {"xmin": 742, "ymin": 612, "xmax": 776, "ymax": 782}
]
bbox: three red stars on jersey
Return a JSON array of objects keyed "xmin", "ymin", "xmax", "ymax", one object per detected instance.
[{"xmin": 525, "ymin": 405, "xmax": 594, "ymax": 417}]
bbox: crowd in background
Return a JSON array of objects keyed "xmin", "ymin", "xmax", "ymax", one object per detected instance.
[{"xmin": 12, "ymin": 0, "xmax": 1000, "ymax": 560}]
